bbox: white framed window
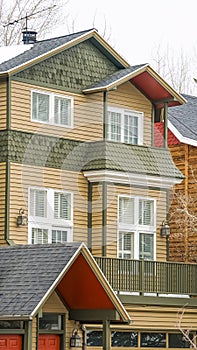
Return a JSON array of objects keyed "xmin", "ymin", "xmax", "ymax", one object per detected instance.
[
  {"xmin": 28, "ymin": 187, "xmax": 73, "ymax": 244},
  {"xmin": 107, "ymin": 107, "xmax": 143, "ymax": 145},
  {"xmin": 118, "ymin": 195, "xmax": 156, "ymax": 260},
  {"xmin": 31, "ymin": 90, "xmax": 73, "ymax": 127}
]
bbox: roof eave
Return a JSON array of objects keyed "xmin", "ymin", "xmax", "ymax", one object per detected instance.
[
  {"xmin": 146, "ymin": 66, "xmax": 187, "ymax": 106},
  {"xmin": 83, "ymin": 64, "xmax": 149, "ymax": 94}
]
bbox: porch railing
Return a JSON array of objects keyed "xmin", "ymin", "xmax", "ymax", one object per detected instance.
[{"xmin": 94, "ymin": 257, "xmax": 197, "ymax": 296}]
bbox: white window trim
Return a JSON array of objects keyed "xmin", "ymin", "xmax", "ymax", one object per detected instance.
[
  {"xmin": 107, "ymin": 106, "xmax": 143, "ymax": 145},
  {"xmin": 118, "ymin": 195, "xmax": 156, "ymax": 260},
  {"xmin": 31, "ymin": 89, "xmax": 74, "ymax": 128},
  {"xmin": 28, "ymin": 186, "xmax": 73, "ymax": 244}
]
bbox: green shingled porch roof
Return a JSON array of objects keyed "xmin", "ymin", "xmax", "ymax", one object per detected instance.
[{"xmin": 82, "ymin": 141, "xmax": 184, "ymax": 179}]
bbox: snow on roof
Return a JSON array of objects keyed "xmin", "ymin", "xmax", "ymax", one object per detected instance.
[{"xmin": 0, "ymin": 44, "xmax": 33, "ymax": 64}]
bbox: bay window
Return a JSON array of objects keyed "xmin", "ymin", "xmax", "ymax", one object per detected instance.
[
  {"xmin": 31, "ymin": 90, "xmax": 73, "ymax": 127},
  {"xmin": 107, "ymin": 107, "xmax": 143, "ymax": 145},
  {"xmin": 28, "ymin": 187, "xmax": 73, "ymax": 244},
  {"xmin": 118, "ymin": 196, "xmax": 156, "ymax": 260}
]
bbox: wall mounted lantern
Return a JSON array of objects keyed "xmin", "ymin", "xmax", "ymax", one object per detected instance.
[
  {"xmin": 160, "ymin": 220, "xmax": 170, "ymax": 237},
  {"xmin": 17, "ymin": 208, "xmax": 28, "ymax": 226},
  {"xmin": 70, "ymin": 329, "xmax": 82, "ymax": 348}
]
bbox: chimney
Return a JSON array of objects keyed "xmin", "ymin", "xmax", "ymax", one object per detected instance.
[{"xmin": 22, "ymin": 30, "xmax": 37, "ymax": 44}]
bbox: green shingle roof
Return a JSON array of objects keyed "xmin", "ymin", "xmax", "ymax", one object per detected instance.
[
  {"xmin": 82, "ymin": 141, "xmax": 184, "ymax": 179},
  {"xmin": 0, "ymin": 130, "xmax": 183, "ymax": 180}
]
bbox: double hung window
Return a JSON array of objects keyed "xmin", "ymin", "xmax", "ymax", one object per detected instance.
[
  {"xmin": 118, "ymin": 196, "xmax": 156, "ymax": 260},
  {"xmin": 28, "ymin": 187, "xmax": 73, "ymax": 244},
  {"xmin": 31, "ymin": 90, "xmax": 73, "ymax": 127},
  {"xmin": 107, "ymin": 107, "xmax": 143, "ymax": 145}
]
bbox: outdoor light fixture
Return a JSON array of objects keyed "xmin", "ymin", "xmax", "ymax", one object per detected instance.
[
  {"xmin": 160, "ymin": 220, "xmax": 170, "ymax": 237},
  {"xmin": 17, "ymin": 208, "xmax": 28, "ymax": 226},
  {"xmin": 70, "ymin": 329, "xmax": 82, "ymax": 348}
]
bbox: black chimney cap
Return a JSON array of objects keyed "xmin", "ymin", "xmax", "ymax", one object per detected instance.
[{"xmin": 22, "ymin": 30, "xmax": 37, "ymax": 44}]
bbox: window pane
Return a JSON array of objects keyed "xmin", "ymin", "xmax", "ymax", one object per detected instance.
[
  {"xmin": 30, "ymin": 189, "xmax": 47, "ymax": 217},
  {"xmin": 87, "ymin": 331, "xmax": 103, "ymax": 346},
  {"xmin": 107, "ymin": 111, "xmax": 121, "ymax": 141},
  {"xmin": 32, "ymin": 228, "xmax": 48, "ymax": 244},
  {"xmin": 54, "ymin": 192, "xmax": 71, "ymax": 220},
  {"xmin": 139, "ymin": 233, "xmax": 154, "ymax": 260},
  {"xmin": 54, "ymin": 96, "xmax": 71, "ymax": 126},
  {"xmin": 141, "ymin": 333, "xmax": 166, "ymax": 347},
  {"xmin": 169, "ymin": 333, "xmax": 193, "ymax": 348},
  {"xmin": 52, "ymin": 229, "xmax": 68, "ymax": 243},
  {"xmin": 119, "ymin": 197, "xmax": 134, "ymax": 225},
  {"xmin": 119, "ymin": 231, "xmax": 134, "ymax": 259},
  {"xmin": 0, "ymin": 321, "xmax": 24, "ymax": 329},
  {"xmin": 124, "ymin": 113, "xmax": 138, "ymax": 144},
  {"xmin": 32, "ymin": 92, "xmax": 49, "ymax": 122},
  {"xmin": 112, "ymin": 331, "xmax": 138, "ymax": 347},
  {"xmin": 39, "ymin": 314, "xmax": 62, "ymax": 331},
  {"xmin": 139, "ymin": 200, "xmax": 154, "ymax": 225}
]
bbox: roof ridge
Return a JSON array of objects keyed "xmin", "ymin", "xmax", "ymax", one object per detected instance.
[{"xmin": 36, "ymin": 28, "xmax": 96, "ymax": 44}]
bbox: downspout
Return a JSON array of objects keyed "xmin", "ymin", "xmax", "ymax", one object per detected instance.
[
  {"xmin": 184, "ymin": 144, "xmax": 189, "ymax": 261},
  {"xmin": 151, "ymin": 104, "xmax": 155, "ymax": 147},
  {"xmin": 88, "ymin": 181, "xmax": 92, "ymax": 252},
  {"xmin": 164, "ymin": 102, "xmax": 168, "ymax": 148},
  {"xmin": 166, "ymin": 190, "xmax": 170, "ymax": 261},
  {"xmin": 102, "ymin": 91, "xmax": 108, "ymax": 256},
  {"xmin": 5, "ymin": 75, "xmax": 11, "ymax": 244},
  {"xmin": 102, "ymin": 182, "xmax": 107, "ymax": 257},
  {"xmin": 103, "ymin": 91, "xmax": 108, "ymax": 140}
]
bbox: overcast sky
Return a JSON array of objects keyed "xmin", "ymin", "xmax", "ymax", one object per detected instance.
[{"xmin": 56, "ymin": 0, "xmax": 197, "ymax": 66}]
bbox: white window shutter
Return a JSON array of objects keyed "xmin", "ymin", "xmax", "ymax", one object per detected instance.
[{"xmin": 119, "ymin": 197, "xmax": 134, "ymax": 225}]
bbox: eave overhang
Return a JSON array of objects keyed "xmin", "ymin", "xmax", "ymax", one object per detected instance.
[
  {"xmin": 83, "ymin": 169, "xmax": 183, "ymax": 189},
  {"xmin": 0, "ymin": 29, "xmax": 129, "ymax": 77},
  {"xmin": 83, "ymin": 65, "xmax": 186, "ymax": 108}
]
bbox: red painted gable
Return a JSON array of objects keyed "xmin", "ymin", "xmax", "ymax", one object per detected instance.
[{"xmin": 154, "ymin": 122, "xmax": 181, "ymax": 147}]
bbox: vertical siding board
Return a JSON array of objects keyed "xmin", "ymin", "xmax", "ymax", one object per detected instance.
[
  {"xmin": 0, "ymin": 79, "xmax": 7, "ymax": 130},
  {"xmin": 0, "ymin": 163, "xmax": 6, "ymax": 244}
]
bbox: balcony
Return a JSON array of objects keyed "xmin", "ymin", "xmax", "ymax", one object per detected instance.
[{"xmin": 94, "ymin": 257, "xmax": 197, "ymax": 297}]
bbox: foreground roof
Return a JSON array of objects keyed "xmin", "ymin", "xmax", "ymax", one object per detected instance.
[
  {"xmin": 0, "ymin": 243, "xmax": 130, "ymax": 323},
  {"xmin": 0, "ymin": 243, "xmax": 81, "ymax": 318},
  {"xmin": 168, "ymin": 94, "xmax": 197, "ymax": 145}
]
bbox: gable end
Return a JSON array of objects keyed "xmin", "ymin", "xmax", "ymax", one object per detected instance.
[{"xmin": 13, "ymin": 40, "xmax": 119, "ymax": 91}]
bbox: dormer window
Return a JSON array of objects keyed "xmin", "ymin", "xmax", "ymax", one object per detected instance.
[
  {"xmin": 31, "ymin": 90, "xmax": 73, "ymax": 127},
  {"xmin": 107, "ymin": 107, "xmax": 143, "ymax": 145}
]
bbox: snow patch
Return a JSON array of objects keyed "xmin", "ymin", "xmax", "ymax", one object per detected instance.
[{"xmin": 0, "ymin": 44, "xmax": 33, "ymax": 64}]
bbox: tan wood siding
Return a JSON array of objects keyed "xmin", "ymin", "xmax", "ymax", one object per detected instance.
[
  {"xmin": 108, "ymin": 82, "xmax": 152, "ymax": 146},
  {"xmin": 9, "ymin": 163, "xmax": 88, "ymax": 244},
  {"xmin": 125, "ymin": 304, "xmax": 197, "ymax": 330},
  {"xmin": 32, "ymin": 318, "xmax": 37, "ymax": 350},
  {"xmin": 106, "ymin": 185, "xmax": 167, "ymax": 260},
  {"xmin": 0, "ymin": 79, "xmax": 7, "ymax": 130},
  {"xmin": 42, "ymin": 291, "xmax": 67, "ymax": 313},
  {"xmin": 10, "ymin": 81, "xmax": 103, "ymax": 141},
  {"xmin": 0, "ymin": 162, "xmax": 6, "ymax": 245},
  {"xmin": 91, "ymin": 183, "xmax": 103, "ymax": 256}
]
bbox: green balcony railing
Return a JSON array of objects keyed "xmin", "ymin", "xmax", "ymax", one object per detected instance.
[{"xmin": 94, "ymin": 257, "xmax": 197, "ymax": 296}]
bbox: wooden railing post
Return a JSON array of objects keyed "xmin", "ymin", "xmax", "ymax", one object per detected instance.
[{"xmin": 140, "ymin": 259, "xmax": 145, "ymax": 296}]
